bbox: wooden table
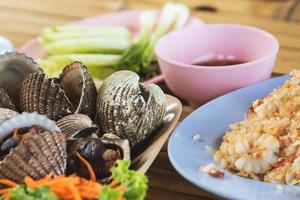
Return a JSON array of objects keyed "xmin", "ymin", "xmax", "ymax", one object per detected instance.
[{"xmin": 0, "ymin": 0, "xmax": 299, "ymax": 199}]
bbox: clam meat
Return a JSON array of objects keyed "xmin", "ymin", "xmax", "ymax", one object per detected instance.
[{"xmin": 67, "ymin": 133, "xmax": 130, "ymax": 180}]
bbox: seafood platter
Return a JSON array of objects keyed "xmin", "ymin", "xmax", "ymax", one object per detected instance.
[{"xmin": 0, "ymin": 51, "xmax": 182, "ymax": 200}]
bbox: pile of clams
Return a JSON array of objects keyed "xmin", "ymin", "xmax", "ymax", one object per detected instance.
[{"xmin": 0, "ymin": 52, "xmax": 166, "ymax": 184}]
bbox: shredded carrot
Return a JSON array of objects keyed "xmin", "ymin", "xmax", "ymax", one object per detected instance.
[
  {"xmin": 109, "ymin": 181, "xmax": 118, "ymax": 188},
  {"xmin": 0, "ymin": 180, "xmax": 17, "ymax": 187},
  {"xmin": 13, "ymin": 129, "xmax": 27, "ymax": 142},
  {"xmin": 3, "ymin": 192, "xmax": 10, "ymax": 200},
  {"xmin": 0, "ymin": 189, "xmax": 10, "ymax": 195},
  {"xmin": 0, "ymin": 158, "xmax": 129, "ymax": 200},
  {"xmin": 75, "ymin": 152, "xmax": 96, "ymax": 181}
]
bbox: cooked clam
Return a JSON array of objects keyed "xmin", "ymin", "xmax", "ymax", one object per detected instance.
[
  {"xmin": 59, "ymin": 61, "xmax": 97, "ymax": 119},
  {"xmin": 96, "ymin": 70, "xmax": 166, "ymax": 147},
  {"xmin": 0, "ymin": 52, "xmax": 42, "ymax": 110},
  {"xmin": 66, "ymin": 133, "xmax": 130, "ymax": 180},
  {"xmin": 0, "ymin": 88, "xmax": 16, "ymax": 111},
  {"xmin": 57, "ymin": 114, "xmax": 93, "ymax": 138},
  {"xmin": 21, "ymin": 61, "xmax": 97, "ymax": 120},
  {"xmin": 0, "ymin": 112, "xmax": 66, "ymax": 184}
]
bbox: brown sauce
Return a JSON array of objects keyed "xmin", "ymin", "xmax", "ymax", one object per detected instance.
[{"xmin": 194, "ymin": 59, "xmax": 247, "ymax": 66}]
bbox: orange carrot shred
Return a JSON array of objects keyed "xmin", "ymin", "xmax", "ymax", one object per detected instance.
[
  {"xmin": 109, "ymin": 181, "xmax": 118, "ymax": 188},
  {"xmin": 3, "ymin": 192, "xmax": 10, "ymax": 200},
  {"xmin": 0, "ymin": 179, "xmax": 17, "ymax": 187},
  {"xmin": 0, "ymin": 189, "xmax": 10, "ymax": 195},
  {"xmin": 75, "ymin": 151, "xmax": 96, "ymax": 181}
]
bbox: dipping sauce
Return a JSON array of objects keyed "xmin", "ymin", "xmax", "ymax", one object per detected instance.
[{"xmin": 194, "ymin": 59, "xmax": 247, "ymax": 66}]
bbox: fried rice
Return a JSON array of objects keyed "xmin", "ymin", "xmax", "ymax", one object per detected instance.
[{"xmin": 214, "ymin": 70, "xmax": 300, "ymax": 185}]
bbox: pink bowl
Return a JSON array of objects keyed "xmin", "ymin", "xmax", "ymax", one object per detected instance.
[{"xmin": 155, "ymin": 24, "xmax": 279, "ymax": 105}]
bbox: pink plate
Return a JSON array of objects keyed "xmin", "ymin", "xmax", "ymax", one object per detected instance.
[{"xmin": 19, "ymin": 10, "xmax": 203, "ymax": 84}]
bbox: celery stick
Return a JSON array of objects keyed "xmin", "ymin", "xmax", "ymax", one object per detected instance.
[
  {"xmin": 42, "ymin": 31, "xmax": 131, "ymax": 44},
  {"xmin": 44, "ymin": 38, "xmax": 131, "ymax": 55},
  {"xmin": 116, "ymin": 11, "xmax": 156, "ymax": 72},
  {"xmin": 43, "ymin": 26, "xmax": 131, "ymax": 35},
  {"xmin": 38, "ymin": 54, "xmax": 120, "ymax": 79},
  {"xmin": 141, "ymin": 2, "xmax": 177, "ymax": 70}
]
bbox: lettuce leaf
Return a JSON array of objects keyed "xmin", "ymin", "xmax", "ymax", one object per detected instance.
[
  {"xmin": 2, "ymin": 185, "xmax": 58, "ymax": 200},
  {"xmin": 111, "ymin": 160, "xmax": 148, "ymax": 200}
]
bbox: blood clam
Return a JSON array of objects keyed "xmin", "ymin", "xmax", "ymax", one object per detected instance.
[
  {"xmin": 0, "ymin": 52, "xmax": 42, "ymax": 110},
  {"xmin": 96, "ymin": 70, "xmax": 166, "ymax": 147},
  {"xmin": 67, "ymin": 133, "xmax": 130, "ymax": 180},
  {"xmin": 0, "ymin": 112, "xmax": 66, "ymax": 184},
  {"xmin": 21, "ymin": 61, "xmax": 97, "ymax": 120},
  {"xmin": 0, "ymin": 88, "xmax": 16, "ymax": 111},
  {"xmin": 57, "ymin": 113, "xmax": 93, "ymax": 138}
]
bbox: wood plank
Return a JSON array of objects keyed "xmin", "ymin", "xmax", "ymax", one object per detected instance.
[
  {"xmin": 135, "ymin": 0, "xmax": 294, "ymax": 19},
  {"xmin": 0, "ymin": 0, "xmax": 124, "ymax": 18},
  {"xmin": 147, "ymin": 187, "xmax": 215, "ymax": 200},
  {"xmin": 147, "ymin": 152, "xmax": 219, "ymax": 199}
]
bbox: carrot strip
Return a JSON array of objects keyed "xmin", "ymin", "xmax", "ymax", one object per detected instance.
[
  {"xmin": 0, "ymin": 179, "xmax": 17, "ymax": 187},
  {"xmin": 75, "ymin": 151, "xmax": 96, "ymax": 181},
  {"xmin": 109, "ymin": 181, "xmax": 118, "ymax": 188},
  {"xmin": 0, "ymin": 189, "xmax": 10, "ymax": 195},
  {"xmin": 3, "ymin": 192, "xmax": 10, "ymax": 200}
]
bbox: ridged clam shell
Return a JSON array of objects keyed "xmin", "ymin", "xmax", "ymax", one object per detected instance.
[
  {"xmin": 0, "ymin": 112, "xmax": 60, "ymax": 143},
  {"xmin": 0, "ymin": 52, "xmax": 42, "ymax": 109},
  {"xmin": 57, "ymin": 114, "xmax": 93, "ymax": 138},
  {"xmin": 0, "ymin": 131, "xmax": 66, "ymax": 183},
  {"xmin": 21, "ymin": 73, "xmax": 73, "ymax": 120},
  {"xmin": 59, "ymin": 61, "xmax": 97, "ymax": 119},
  {"xmin": 0, "ymin": 108, "xmax": 19, "ymax": 123},
  {"xmin": 97, "ymin": 70, "xmax": 166, "ymax": 147},
  {"xmin": 0, "ymin": 88, "xmax": 16, "ymax": 111}
]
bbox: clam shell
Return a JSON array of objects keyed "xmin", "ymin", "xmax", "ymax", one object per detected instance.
[
  {"xmin": 0, "ymin": 88, "xmax": 16, "ymax": 111},
  {"xmin": 21, "ymin": 73, "xmax": 73, "ymax": 120},
  {"xmin": 0, "ymin": 112, "xmax": 60, "ymax": 144},
  {"xmin": 59, "ymin": 61, "xmax": 97, "ymax": 119},
  {"xmin": 57, "ymin": 114, "xmax": 93, "ymax": 138},
  {"xmin": 0, "ymin": 108, "xmax": 19, "ymax": 123},
  {"xmin": 97, "ymin": 70, "xmax": 166, "ymax": 147},
  {"xmin": 0, "ymin": 131, "xmax": 66, "ymax": 183},
  {"xmin": 0, "ymin": 52, "xmax": 42, "ymax": 109}
]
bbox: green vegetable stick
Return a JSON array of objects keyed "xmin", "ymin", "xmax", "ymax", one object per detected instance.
[
  {"xmin": 44, "ymin": 38, "xmax": 131, "ymax": 55},
  {"xmin": 38, "ymin": 54, "xmax": 120, "ymax": 79},
  {"xmin": 42, "ymin": 30, "xmax": 132, "ymax": 44},
  {"xmin": 115, "ymin": 11, "xmax": 156, "ymax": 72},
  {"xmin": 43, "ymin": 26, "xmax": 131, "ymax": 35},
  {"xmin": 141, "ymin": 2, "xmax": 177, "ymax": 70}
]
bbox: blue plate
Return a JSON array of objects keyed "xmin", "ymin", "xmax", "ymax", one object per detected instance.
[{"xmin": 168, "ymin": 75, "xmax": 300, "ymax": 200}]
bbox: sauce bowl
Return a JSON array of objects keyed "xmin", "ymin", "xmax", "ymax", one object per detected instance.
[{"xmin": 155, "ymin": 24, "xmax": 279, "ymax": 106}]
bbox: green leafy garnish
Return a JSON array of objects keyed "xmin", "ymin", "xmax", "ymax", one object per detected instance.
[
  {"xmin": 111, "ymin": 160, "xmax": 148, "ymax": 200},
  {"xmin": 2, "ymin": 185, "xmax": 58, "ymax": 200}
]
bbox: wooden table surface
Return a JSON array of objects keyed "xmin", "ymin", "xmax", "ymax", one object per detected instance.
[{"xmin": 1, "ymin": 0, "xmax": 299, "ymax": 199}]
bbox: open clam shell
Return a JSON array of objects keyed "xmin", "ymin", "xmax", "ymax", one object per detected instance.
[
  {"xmin": 0, "ymin": 88, "xmax": 16, "ymax": 111},
  {"xmin": 0, "ymin": 52, "xmax": 42, "ymax": 110},
  {"xmin": 57, "ymin": 114, "xmax": 93, "ymax": 138},
  {"xmin": 20, "ymin": 61, "xmax": 97, "ymax": 121},
  {"xmin": 96, "ymin": 70, "xmax": 166, "ymax": 147},
  {"xmin": 0, "ymin": 112, "xmax": 60, "ymax": 144},
  {"xmin": 0, "ymin": 112, "xmax": 66, "ymax": 184},
  {"xmin": 0, "ymin": 131, "xmax": 66, "ymax": 183},
  {"xmin": 59, "ymin": 61, "xmax": 97, "ymax": 119},
  {"xmin": 21, "ymin": 73, "xmax": 73, "ymax": 120}
]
